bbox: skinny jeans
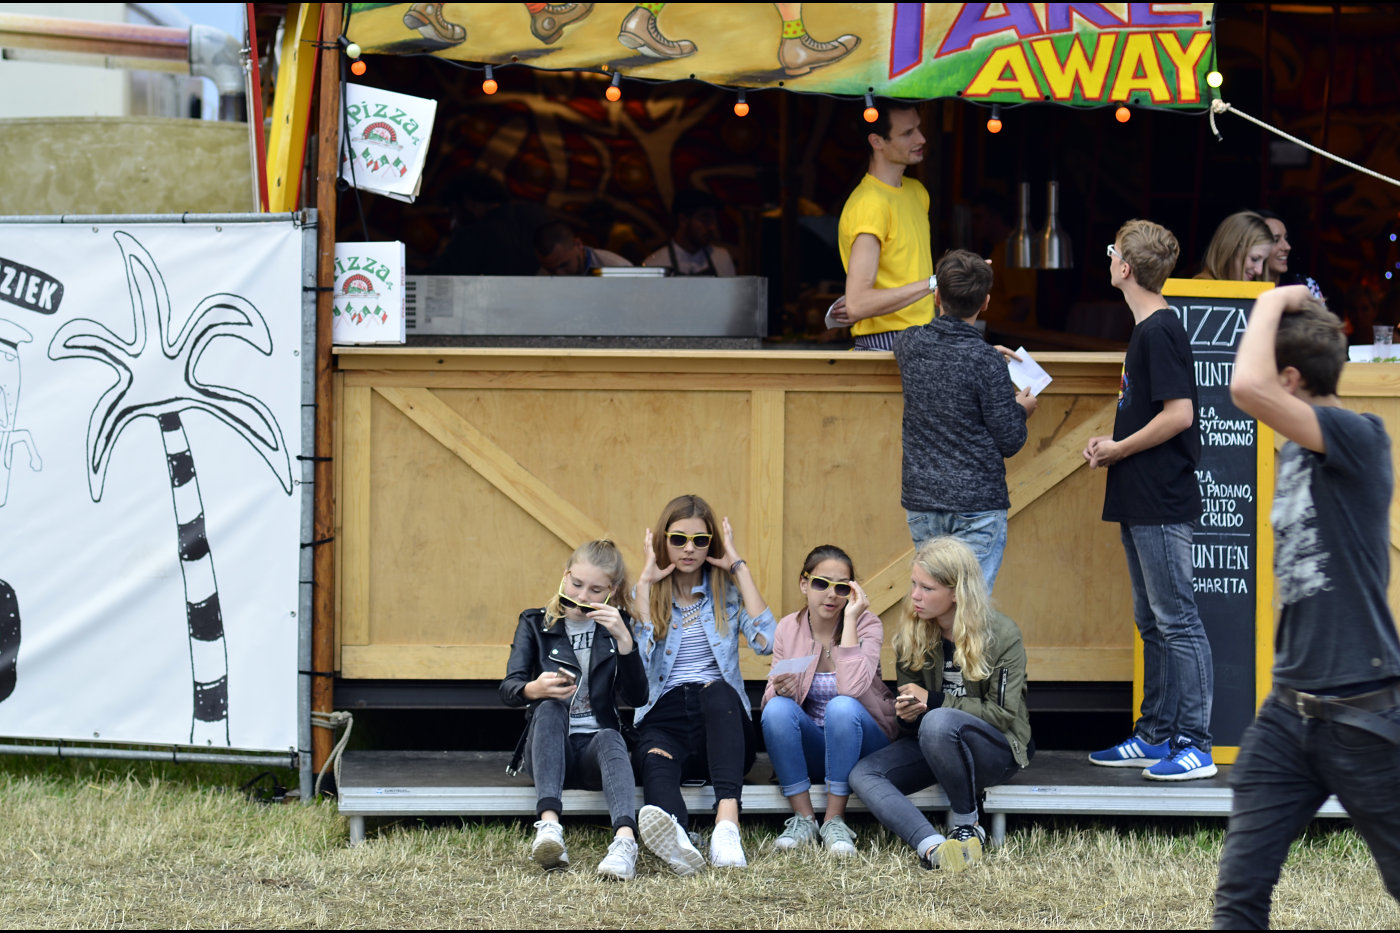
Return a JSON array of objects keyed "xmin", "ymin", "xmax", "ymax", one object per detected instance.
[
  {"xmin": 761, "ymin": 694, "xmax": 889, "ymax": 797},
  {"xmin": 526, "ymin": 698, "xmax": 637, "ymax": 832},
  {"xmin": 1212, "ymin": 696, "xmax": 1400, "ymax": 928},
  {"xmin": 632, "ymin": 680, "xmax": 754, "ymax": 824},
  {"xmin": 849, "ymin": 706, "xmax": 1019, "ymax": 847}
]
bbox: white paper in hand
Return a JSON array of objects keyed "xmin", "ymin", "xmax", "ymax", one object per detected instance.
[
  {"xmin": 1006, "ymin": 346, "xmax": 1053, "ymax": 396},
  {"xmin": 770, "ymin": 655, "xmax": 819, "ymax": 677}
]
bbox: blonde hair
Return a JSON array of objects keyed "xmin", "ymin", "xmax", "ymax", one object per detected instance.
[
  {"xmin": 544, "ymin": 539, "xmax": 635, "ymax": 627},
  {"xmin": 1116, "ymin": 219, "xmax": 1179, "ymax": 294},
  {"xmin": 648, "ymin": 495, "xmax": 731, "ymax": 644},
  {"xmin": 892, "ymin": 537, "xmax": 994, "ymax": 681},
  {"xmin": 1197, "ymin": 211, "xmax": 1273, "ymax": 281}
]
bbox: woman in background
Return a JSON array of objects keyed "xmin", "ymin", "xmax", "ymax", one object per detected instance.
[{"xmin": 1196, "ymin": 211, "xmax": 1275, "ymax": 282}]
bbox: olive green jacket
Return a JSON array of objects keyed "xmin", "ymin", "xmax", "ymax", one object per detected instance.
[{"xmin": 895, "ymin": 610, "xmax": 1032, "ymax": 768}]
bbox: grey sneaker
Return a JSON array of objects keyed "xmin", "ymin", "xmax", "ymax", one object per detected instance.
[
  {"xmin": 819, "ymin": 814, "xmax": 858, "ymax": 857},
  {"xmin": 595, "ymin": 836, "xmax": 637, "ymax": 881},
  {"xmin": 934, "ymin": 824, "xmax": 985, "ymax": 873},
  {"xmin": 708, "ymin": 819, "xmax": 747, "ymax": 868},
  {"xmin": 638, "ymin": 805, "xmax": 706, "ymax": 877},
  {"xmin": 530, "ymin": 819, "xmax": 569, "ymax": 870},
  {"xmin": 774, "ymin": 814, "xmax": 819, "ymax": 850}
]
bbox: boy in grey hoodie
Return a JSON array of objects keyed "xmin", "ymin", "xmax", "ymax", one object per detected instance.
[{"xmin": 893, "ymin": 249, "xmax": 1037, "ymax": 592}]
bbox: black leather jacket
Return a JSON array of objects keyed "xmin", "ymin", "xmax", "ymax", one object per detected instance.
[{"xmin": 500, "ymin": 607, "xmax": 648, "ymax": 774}]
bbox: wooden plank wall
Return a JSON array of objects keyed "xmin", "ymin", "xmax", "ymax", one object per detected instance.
[{"xmin": 332, "ymin": 349, "xmax": 1400, "ymax": 687}]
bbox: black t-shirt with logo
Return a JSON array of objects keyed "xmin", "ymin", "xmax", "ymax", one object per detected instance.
[{"xmin": 1102, "ymin": 308, "xmax": 1202, "ymax": 525}]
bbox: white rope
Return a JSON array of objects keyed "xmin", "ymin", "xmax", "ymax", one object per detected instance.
[
  {"xmin": 311, "ymin": 710, "xmax": 354, "ymax": 798},
  {"xmin": 1210, "ymin": 99, "xmax": 1400, "ymax": 188}
]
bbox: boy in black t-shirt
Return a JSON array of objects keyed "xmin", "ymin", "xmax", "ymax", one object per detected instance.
[
  {"xmin": 1084, "ymin": 220, "xmax": 1217, "ymax": 781},
  {"xmin": 1212, "ymin": 286, "xmax": 1400, "ymax": 928}
]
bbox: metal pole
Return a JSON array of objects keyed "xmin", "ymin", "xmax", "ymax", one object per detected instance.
[{"xmin": 0, "ymin": 743, "xmax": 296, "ymax": 768}]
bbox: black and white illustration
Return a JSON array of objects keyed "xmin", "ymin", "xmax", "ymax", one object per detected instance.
[{"xmin": 0, "ymin": 221, "xmax": 304, "ymax": 751}]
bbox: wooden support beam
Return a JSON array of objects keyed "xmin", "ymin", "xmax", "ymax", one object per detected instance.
[{"xmin": 266, "ymin": 3, "xmax": 322, "ymax": 213}]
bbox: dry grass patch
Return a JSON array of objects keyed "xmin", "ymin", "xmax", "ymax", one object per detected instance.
[{"xmin": 0, "ymin": 759, "xmax": 1394, "ymax": 928}]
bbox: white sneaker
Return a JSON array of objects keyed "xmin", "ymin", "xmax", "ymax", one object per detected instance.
[
  {"xmin": 638, "ymin": 805, "xmax": 706, "ymax": 877},
  {"xmin": 530, "ymin": 819, "xmax": 569, "ymax": 870},
  {"xmin": 708, "ymin": 819, "xmax": 748, "ymax": 868},
  {"xmin": 595, "ymin": 836, "xmax": 638, "ymax": 881}
]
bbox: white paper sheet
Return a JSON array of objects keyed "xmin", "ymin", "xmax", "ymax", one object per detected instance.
[
  {"xmin": 770, "ymin": 654, "xmax": 819, "ymax": 676},
  {"xmin": 1007, "ymin": 346, "xmax": 1053, "ymax": 395}
]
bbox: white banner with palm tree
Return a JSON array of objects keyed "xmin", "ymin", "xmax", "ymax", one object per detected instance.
[{"xmin": 0, "ymin": 219, "xmax": 305, "ymax": 752}]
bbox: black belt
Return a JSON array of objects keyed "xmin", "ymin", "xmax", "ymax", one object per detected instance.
[{"xmin": 1271, "ymin": 683, "xmax": 1400, "ymax": 744}]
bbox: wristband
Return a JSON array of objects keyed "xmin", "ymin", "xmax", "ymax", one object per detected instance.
[{"xmin": 730, "ymin": 558, "xmax": 747, "ymax": 574}]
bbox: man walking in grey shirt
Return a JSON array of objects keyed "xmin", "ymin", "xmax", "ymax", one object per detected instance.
[{"xmin": 894, "ymin": 250, "xmax": 1037, "ymax": 592}]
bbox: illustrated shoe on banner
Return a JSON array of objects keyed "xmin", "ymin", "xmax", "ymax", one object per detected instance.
[
  {"xmin": 617, "ymin": 6, "xmax": 697, "ymax": 59},
  {"xmin": 778, "ymin": 33, "xmax": 860, "ymax": 76},
  {"xmin": 531, "ymin": 3, "xmax": 594, "ymax": 45},
  {"xmin": 402, "ymin": 3, "xmax": 467, "ymax": 48}
]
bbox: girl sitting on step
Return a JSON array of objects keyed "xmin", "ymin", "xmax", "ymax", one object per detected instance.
[
  {"xmin": 762, "ymin": 544, "xmax": 896, "ymax": 856},
  {"xmin": 500, "ymin": 539, "xmax": 647, "ymax": 880},
  {"xmin": 632, "ymin": 494, "xmax": 775, "ymax": 875},
  {"xmin": 850, "ymin": 536, "xmax": 1033, "ymax": 872}
]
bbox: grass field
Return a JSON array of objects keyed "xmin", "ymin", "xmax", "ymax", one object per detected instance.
[{"xmin": 1, "ymin": 757, "xmax": 1394, "ymax": 929}]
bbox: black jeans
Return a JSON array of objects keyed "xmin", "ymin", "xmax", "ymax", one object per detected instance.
[
  {"xmin": 1212, "ymin": 695, "xmax": 1400, "ymax": 928},
  {"xmin": 526, "ymin": 699, "xmax": 637, "ymax": 832},
  {"xmin": 632, "ymin": 680, "xmax": 755, "ymax": 824}
]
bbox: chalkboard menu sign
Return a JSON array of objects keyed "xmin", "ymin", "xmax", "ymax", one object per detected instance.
[{"xmin": 1160, "ymin": 279, "xmax": 1274, "ymax": 757}]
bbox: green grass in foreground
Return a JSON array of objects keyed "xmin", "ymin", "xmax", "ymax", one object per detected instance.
[{"xmin": 0, "ymin": 756, "xmax": 1394, "ymax": 929}]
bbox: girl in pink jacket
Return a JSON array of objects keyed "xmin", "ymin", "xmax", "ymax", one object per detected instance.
[{"xmin": 761, "ymin": 545, "xmax": 897, "ymax": 855}]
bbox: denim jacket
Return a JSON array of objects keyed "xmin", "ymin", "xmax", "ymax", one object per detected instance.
[{"xmin": 635, "ymin": 574, "xmax": 775, "ymax": 723}]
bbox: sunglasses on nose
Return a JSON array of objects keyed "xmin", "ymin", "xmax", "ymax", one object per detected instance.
[
  {"xmin": 804, "ymin": 573, "xmax": 853, "ymax": 598},
  {"xmin": 557, "ymin": 579, "xmax": 610, "ymax": 614},
  {"xmin": 666, "ymin": 532, "xmax": 713, "ymax": 549}
]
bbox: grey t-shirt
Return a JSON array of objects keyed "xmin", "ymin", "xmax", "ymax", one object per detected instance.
[
  {"xmin": 564, "ymin": 617, "xmax": 600, "ymax": 734},
  {"xmin": 1271, "ymin": 406, "xmax": 1400, "ymax": 690}
]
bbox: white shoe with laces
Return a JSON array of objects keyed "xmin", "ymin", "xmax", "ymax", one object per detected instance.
[
  {"xmin": 530, "ymin": 819, "xmax": 569, "ymax": 870},
  {"xmin": 638, "ymin": 805, "xmax": 706, "ymax": 877},
  {"xmin": 595, "ymin": 836, "xmax": 638, "ymax": 881},
  {"xmin": 708, "ymin": 819, "xmax": 748, "ymax": 868}
]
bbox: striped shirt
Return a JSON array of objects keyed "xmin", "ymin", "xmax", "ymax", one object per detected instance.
[{"xmin": 662, "ymin": 596, "xmax": 723, "ymax": 690}]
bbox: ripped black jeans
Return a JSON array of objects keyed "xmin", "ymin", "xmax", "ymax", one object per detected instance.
[{"xmin": 632, "ymin": 680, "xmax": 755, "ymax": 824}]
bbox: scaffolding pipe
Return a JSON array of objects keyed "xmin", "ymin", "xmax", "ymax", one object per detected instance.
[{"xmin": 0, "ymin": 743, "xmax": 297, "ymax": 768}]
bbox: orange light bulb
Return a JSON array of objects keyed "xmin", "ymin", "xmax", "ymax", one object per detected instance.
[
  {"xmin": 734, "ymin": 100, "xmax": 749, "ymax": 117},
  {"xmin": 350, "ymin": 60, "xmax": 367, "ymax": 76},
  {"xmin": 863, "ymin": 106, "xmax": 878, "ymax": 123},
  {"xmin": 1115, "ymin": 105, "xmax": 1131, "ymax": 123},
  {"xmin": 483, "ymin": 78, "xmax": 498, "ymax": 95},
  {"xmin": 987, "ymin": 117, "xmax": 1002, "ymax": 133},
  {"xmin": 605, "ymin": 85, "xmax": 621, "ymax": 102}
]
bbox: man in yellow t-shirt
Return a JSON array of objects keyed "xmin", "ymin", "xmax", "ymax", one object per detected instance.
[{"xmin": 832, "ymin": 100, "xmax": 935, "ymax": 350}]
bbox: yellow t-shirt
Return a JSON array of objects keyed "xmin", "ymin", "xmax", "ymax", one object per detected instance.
[{"xmin": 838, "ymin": 174, "xmax": 934, "ymax": 336}]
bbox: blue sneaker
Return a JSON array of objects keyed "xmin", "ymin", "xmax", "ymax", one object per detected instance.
[
  {"xmin": 1144, "ymin": 743, "xmax": 1217, "ymax": 781},
  {"xmin": 1088, "ymin": 735, "xmax": 1170, "ymax": 768}
]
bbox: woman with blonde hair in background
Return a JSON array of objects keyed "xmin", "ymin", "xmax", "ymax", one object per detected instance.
[
  {"xmin": 1196, "ymin": 211, "xmax": 1275, "ymax": 282},
  {"xmin": 849, "ymin": 537, "xmax": 1032, "ymax": 872}
]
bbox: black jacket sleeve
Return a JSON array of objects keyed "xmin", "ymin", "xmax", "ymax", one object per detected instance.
[
  {"xmin": 499, "ymin": 610, "xmax": 542, "ymax": 708},
  {"xmin": 614, "ymin": 612, "xmax": 649, "ymax": 708}
]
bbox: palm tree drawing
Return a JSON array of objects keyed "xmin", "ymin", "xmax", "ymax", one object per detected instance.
[{"xmin": 48, "ymin": 232, "xmax": 293, "ymax": 745}]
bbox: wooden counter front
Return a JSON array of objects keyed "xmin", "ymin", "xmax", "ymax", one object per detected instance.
[{"xmin": 331, "ymin": 348, "xmax": 1400, "ymax": 686}]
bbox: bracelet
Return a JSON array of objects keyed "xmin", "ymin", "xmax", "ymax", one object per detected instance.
[{"xmin": 730, "ymin": 558, "xmax": 747, "ymax": 574}]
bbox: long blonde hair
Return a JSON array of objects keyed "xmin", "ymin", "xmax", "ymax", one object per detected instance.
[
  {"xmin": 892, "ymin": 537, "xmax": 994, "ymax": 681},
  {"xmin": 1196, "ymin": 211, "xmax": 1273, "ymax": 281},
  {"xmin": 544, "ymin": 539, "xmax": 635, "ymax": 627},
  {"xmin": 648, "ymin": 495, "xmax": 731, "ymax": 644}
]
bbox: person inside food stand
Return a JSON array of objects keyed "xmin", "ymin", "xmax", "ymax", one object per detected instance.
[
  {"xmin": 642, "ymin": 189, "xmax": 737, "ymax": 276},
  {"xmin": 829, "ymin": 99, "xmax": 936, "ymax": 350},
  {"xmin": 428, "ymin": 171, "xmax": 550, "ymax": 276},
  {"xmin": 760, "ymin": 544, "xmax": 895, "ymax": 857},
  {"xmin": 534, "ymin": 220, "xmax": 634, "ymax": 275},
  {"xmin": 1254, "ymin": 209, "xmax": 1326, "ymax": 300},
  {"xmin": 1194, "ymin": 211, "xmax": 1274, "ymax": 282},
  {"xmin": 499, "ymin": 540, "xmax": 648, "ymax": 880},
  {"xmin": 1085, "ymin": 219, "xmax": 1216, "ymax": 781},
  {"xmin": 631, "ymin": 495, "xmax": 775, "ymax": 875}
]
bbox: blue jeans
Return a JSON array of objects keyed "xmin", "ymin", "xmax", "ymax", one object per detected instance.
[
  {"xmin": 1212, "ymin": 695, "xmax": 1400, "ymax": 928},
  {"xmin": 906, "ymin": 509, "xmax": 1008, "ymax": 593},
  {"xmin": 1120, "ymin": 522, "xmax": 1214, "ymax": 750},
  {"xmin": 849, "ymin": 707, "xmax": 1020, "ymax": 847},
  {"xmin": 761, "ymin": 695, "xmax": 890, "ymax": 797}
]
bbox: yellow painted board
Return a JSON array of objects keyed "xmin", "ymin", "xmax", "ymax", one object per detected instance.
[{"xmin": 266, "ymin": 3, "xmax": 322, "ymax": 213}]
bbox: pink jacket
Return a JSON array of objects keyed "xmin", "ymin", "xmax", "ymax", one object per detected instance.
[{"xmin": 761, "ymin": 608, "xmax": 897, "ymax": 740}]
